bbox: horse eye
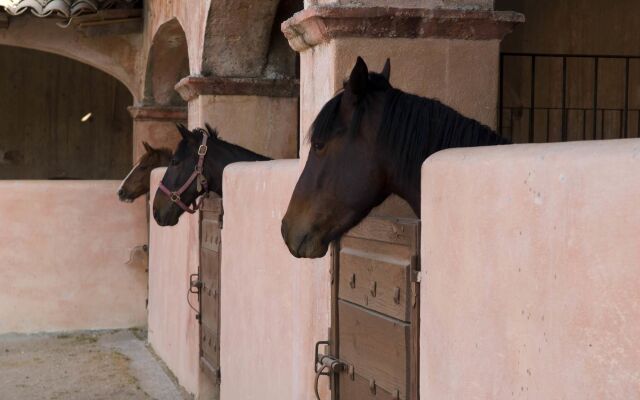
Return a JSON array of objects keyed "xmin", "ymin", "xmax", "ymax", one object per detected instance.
[
  {"xmin": 312, "ymin": 142, "xmax": 325, "ymax": 152},
  {"xmin": 170, "ymin": 158, "xmax": 179, "ymax": 166}
]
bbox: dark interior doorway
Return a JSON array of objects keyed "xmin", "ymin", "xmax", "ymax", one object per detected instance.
[{"xmin": 0, "ymin": 45, "xmax": 133, "ymax": 179}]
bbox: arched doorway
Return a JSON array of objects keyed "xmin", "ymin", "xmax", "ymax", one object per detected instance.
[
  {"xmin": 0, "ymin": 44, "xmax": 133, "ymax": 179},
  {"xmin": 144, "ymin": 18, "xmax": 189, "ymax": 107}
]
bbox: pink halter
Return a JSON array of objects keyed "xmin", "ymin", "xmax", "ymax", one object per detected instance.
[{"xmin": 158, "ymin": 130, "xmax": 209, "ymax": 214}]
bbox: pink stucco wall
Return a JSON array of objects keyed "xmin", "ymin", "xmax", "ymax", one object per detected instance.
[
  {"xmin": 147, "ymin": 168, "xmax": 214, "ymax": 398},
  {"xmin": 0, "ymin": 181, "xmax": 147, "ymax": 334},
  {"xmin": 221, "ymin": 160, "xmax": 331, "ymax": 400},
  {"xmin": 420, "ymin": 139, "xmax": 640, "ymax": 398}
]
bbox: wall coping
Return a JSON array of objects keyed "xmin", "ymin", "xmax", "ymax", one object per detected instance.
[
  {"xmin": 281, "ymin": 6, "xmax": 525, "ymax": 52},
  {"xmin": 128, "ymin": 105, "xmax": 187, "ymax": 121},
  {"xmin": 174, "ymin": 76, "xmax": 300, "ymax": 102}
]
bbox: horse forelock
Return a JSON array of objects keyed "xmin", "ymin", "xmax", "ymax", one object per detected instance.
[{"xmin": 310, "ymin": 72, "xmax": 392, "ymax": 145}]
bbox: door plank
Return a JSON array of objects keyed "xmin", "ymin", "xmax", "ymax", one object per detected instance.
[
  {"xmin": 338, "ymin": 301, "xmax": 410, "ymax": 398},
  {"xmin": 338, "ymin": 249, "xmax": 411, "ymax": 321}
]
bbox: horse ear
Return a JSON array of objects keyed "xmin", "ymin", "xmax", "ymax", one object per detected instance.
[
  {"xmin": 204, "ymin": 123, "xmax": 219, "ymax": 139},
  {"xmin": 176, "ymin": 123, "xmax": 190, "ymax": 139},
  {"xmin": 381, "ymin": 58, "xmax": 391, "ymax": 81},
  {"xmin": 347, "ymin": 56, "xmax": 369, "ymax": 95},
  {"xmin": 143, "ymin": 141, "xmax": 154, "ymax": 153}
]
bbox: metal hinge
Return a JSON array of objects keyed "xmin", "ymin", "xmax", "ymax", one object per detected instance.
[{"xmin": 410, "ymin": 255, "xmax": 421, "ymax": 282}]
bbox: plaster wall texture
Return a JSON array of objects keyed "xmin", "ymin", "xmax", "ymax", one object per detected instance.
[
  {"xmin": 420, "ymin": 139, "xmax": 640, "ymax": 399},
  {"xmin": 0, "ymin": 181, "xmax": 147, "ymax": 334},
  {"xmin": 308, "ymin": 0, "xmax": 493, "ymax": 9},
  {"xmin": 189, "ymin": 95, "xmax": 299, "ymax": 159},
  {"xmin": 148, "ymin": 168, "xmax": 214, "ymax": 398},
  {"xmin": 220, "ymin": 160, "xmax": 331, "ymax": 400},
  {"xmin": 132, "ymin": 119, "xmax": 183, "ymax": 160}
]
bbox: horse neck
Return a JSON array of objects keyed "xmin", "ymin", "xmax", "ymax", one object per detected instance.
[
  {"xmin": 381, "ymin": 95, "xmax": 507, "ymax": 217},
  {"xmin": 203, "ymin": 138, "xmax": 270, "ymax": 195},
  {"xmin": 388, "ymin": 175, "xmax": 421, "ymax": 216}
]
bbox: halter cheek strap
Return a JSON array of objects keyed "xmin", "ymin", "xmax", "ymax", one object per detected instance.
[{"xmin": 158, "ymin": 131, "xmax": 209, "ymax": 214}]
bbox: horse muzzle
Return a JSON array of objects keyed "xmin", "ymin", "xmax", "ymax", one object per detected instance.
[{"xmin": 280, "ymin": 218, "xmax": 329, "ymax": 259}]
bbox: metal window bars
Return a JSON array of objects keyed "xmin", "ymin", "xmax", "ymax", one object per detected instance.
[{"xmin": 499, "ymin": 53, "xmax": 640, "ymax": 143}]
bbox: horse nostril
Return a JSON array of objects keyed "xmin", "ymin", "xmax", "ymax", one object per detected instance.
[
  {"xmin": 118, "ymin": 189, "xmax": 124, "ymax": 196},
  {"xmin": 153, "ymin": 210, "xmax": 160, "ymax": 221}
]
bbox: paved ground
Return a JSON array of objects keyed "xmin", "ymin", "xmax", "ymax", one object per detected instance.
[{"xmin": 0, "ymin": 329, "xmax": 190, "ymax": 400}]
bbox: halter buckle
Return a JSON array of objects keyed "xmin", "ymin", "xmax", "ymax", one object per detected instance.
[
  {"xmin": 170, "ymin": 192, "xmax": 181, "ymax": 202},
  {"xmin": 198, "ymin": 145, "xmax": 208, "ymax": 156}
]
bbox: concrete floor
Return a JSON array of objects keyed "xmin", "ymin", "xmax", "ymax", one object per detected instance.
[{"xmin": 0, "ymin": 329, "xmax": 190, "ymax": 400}]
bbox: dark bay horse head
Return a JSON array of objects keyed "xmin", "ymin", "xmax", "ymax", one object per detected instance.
[
  {"xmin": 118, "ymin": 142, "xmax": 171, "ymax": 202},
  {"xmin": 281, "ymin": 57, "xmax": 509, "ymax": 258},
  {"xmin": 153, "ymin": 123, "xmax": 270, "ymax": 226}
]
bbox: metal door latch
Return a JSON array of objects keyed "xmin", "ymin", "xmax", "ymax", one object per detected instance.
[
  {"xmin": 190, "ymin": 272, "xmax": 202, "ymax": 294},
  {"xmin": 314, "ymin": 340, "xmax": 350, "ymax": 400},
  {"xmin": 188, "ymin": 272, "xmax": 202, "ymax": 321}
]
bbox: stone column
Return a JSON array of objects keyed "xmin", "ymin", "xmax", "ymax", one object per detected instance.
[
  {"xmin": 175, "ymin": 76, "xmax": 299, "ymax": 159},
  {"xmin": 128, "ymin": 105, "xmax": 187, "ymax": 161},
  {"xmin": 282, "ymin": 2, "xmax": 523, "ymax": 216}
]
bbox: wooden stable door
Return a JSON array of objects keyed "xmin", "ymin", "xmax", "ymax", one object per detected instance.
[
  {"xmin": 329, "ymin": 216, "xmax": 420, "ymax": 400},
  {"xmin": 199, "ymin": 196, "xmax": 223, "ymax": 392}
]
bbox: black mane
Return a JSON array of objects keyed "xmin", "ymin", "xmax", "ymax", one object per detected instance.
[
  {"xmin": 175, "ymin": 126, "xmax": 271, "ymax": 163},
  {"xmin": 310, "ymin": 72, "xmax": 509, "ymax": 184}
]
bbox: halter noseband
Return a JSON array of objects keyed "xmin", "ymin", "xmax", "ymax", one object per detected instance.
[{"xmin": 158, "ymin": 130, "xmax": 209, "ymax": 214}]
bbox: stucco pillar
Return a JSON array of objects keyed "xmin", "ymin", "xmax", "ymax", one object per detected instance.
[
  {"xmin": 278, "ymin": 4, "xmax": 523, "ymax": 399},
  {"xmin": 128, "ymin": 105, "xmax": 187, "ymax": 161},
  {"xmin": 175, "ymin": 76, "xmax": 299, "ymax": 159},
  {"xmin": 283, "ymin": 3, "xmax": 523, "ymax": 216}
]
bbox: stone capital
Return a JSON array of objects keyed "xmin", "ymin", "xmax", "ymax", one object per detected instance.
[
  {"xmin": 127, "ymin": 105, "xmax": 187, "ymax": 121},
  {"xmin": 174, "ymin": 76, "xmax": 300, "ymax": 102},
  {"xmin": 281, "ymin": 6, "xmax": 524, "ymax": 52}
]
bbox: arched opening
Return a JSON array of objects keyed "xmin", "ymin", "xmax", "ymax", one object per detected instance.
[
  {"xmin": 264, "ymin": 0, "xmax": 304, "ymax": 79},
  {"xmin": 0, "ymin": 44, "xmax": 133, "ymax": 179},
  {"xmin": 201, "ymin": 0, "xmax": 303, "ymax": 78},
  {"xmin": 144, "ymin": 18, "xmax": 189, "ymax": 106}
]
